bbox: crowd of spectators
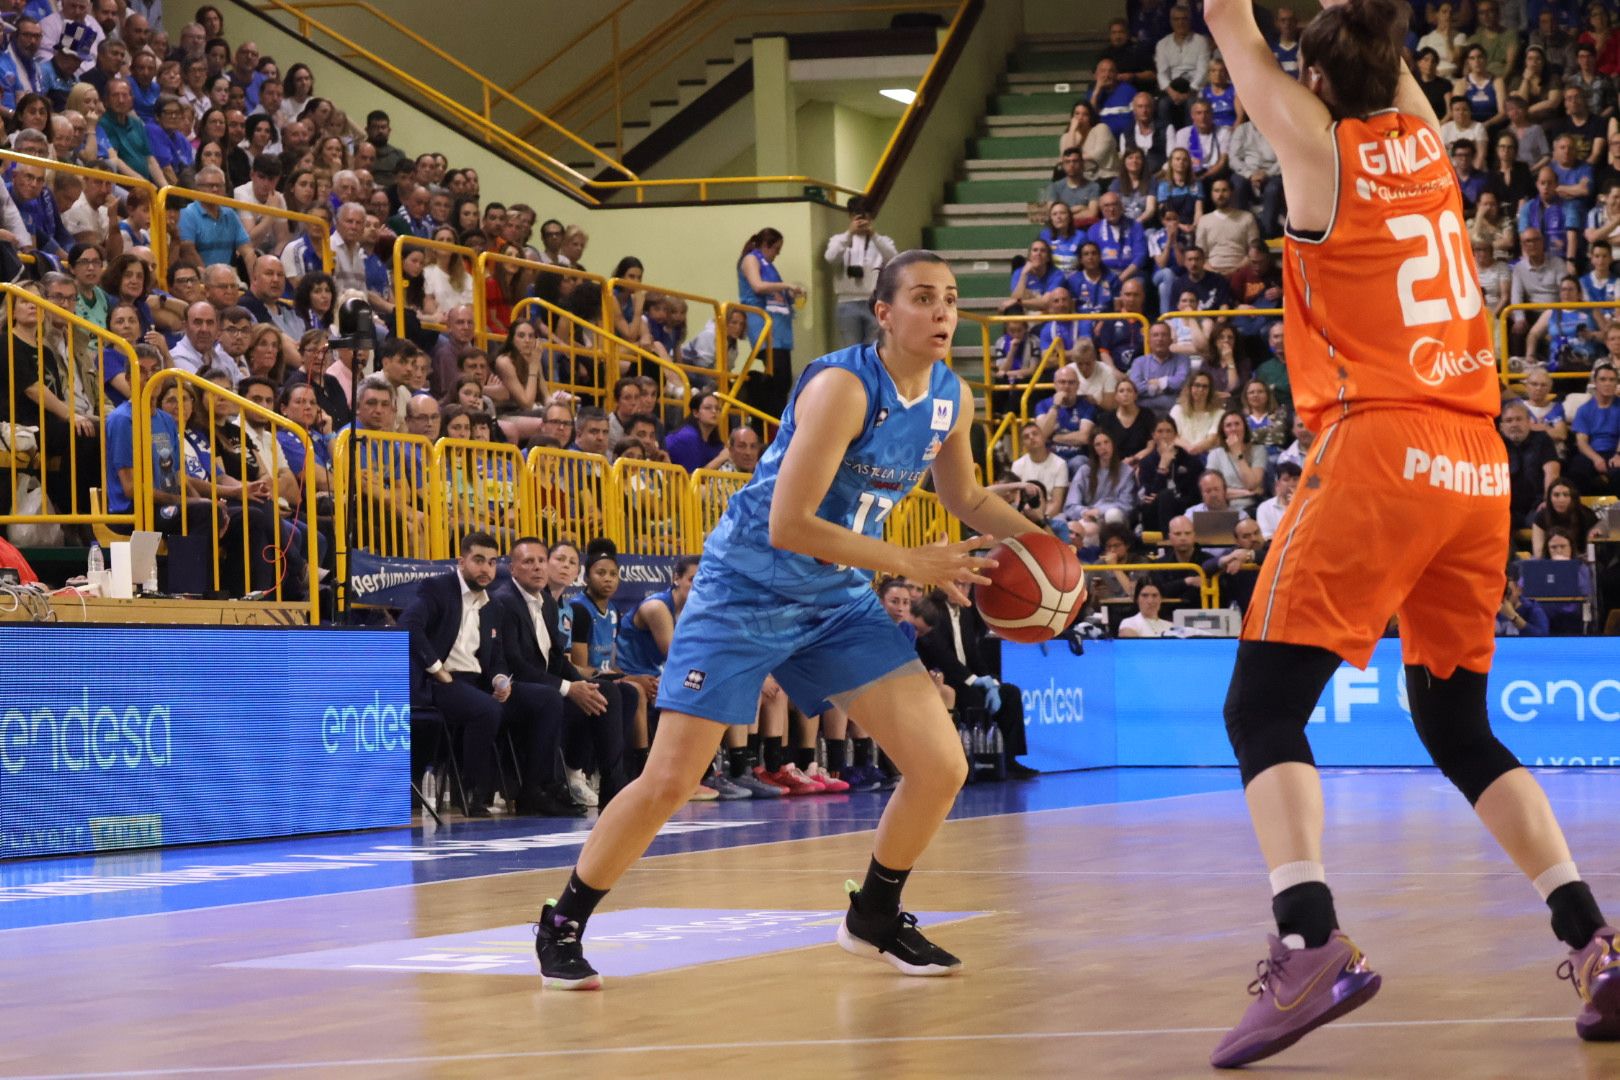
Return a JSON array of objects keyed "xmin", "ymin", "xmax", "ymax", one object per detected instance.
[
  {"xmin": 986, "ymin": 1, "xmax": 1620, "ymax": 637},
  {"xmin": 0, "ymin": 0, "xmax": 801, "ymax": 594}
]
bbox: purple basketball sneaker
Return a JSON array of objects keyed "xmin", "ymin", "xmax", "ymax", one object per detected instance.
[
  {"xmin": 1561, "ymin": 925, "xmax": 1620, "ymax": 1040},
  {"xmin": 1210, "ymin": 931, "xmax": 1381, "ymax": 1069}
]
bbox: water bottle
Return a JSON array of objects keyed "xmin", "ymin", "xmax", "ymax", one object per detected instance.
[
  {"xmin": 980, "ymin": 723, "xmax": 1007, "ymax": 783},
  {"xmin": 87, "ymin": 541, "xmax": 104, "ymax": 577}
]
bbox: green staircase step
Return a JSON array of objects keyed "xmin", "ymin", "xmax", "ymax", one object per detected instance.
[
  {"xmin": 955, "ymin": 271, "xmax": 1012, "ymax": 298},
  {"xmin": 968, "ymin": 134, "xmax": 1060, "ymax": 159},
  {"xmin": 926, "ymin": 223, "xmax": 1039, "ymax": 249},
  {"xmin": 949, "ymin": 178, "xmax": 1048, "ymax": 203},
  {"xmin": 991, "ymin": 92, "xmax": 1083, "ymax": 115},
  {"xmin": 1006, "ymin": 50, "xmax": 1102, "ymax": 74}
]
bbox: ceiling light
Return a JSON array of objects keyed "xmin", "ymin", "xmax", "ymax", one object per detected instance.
[{"xmin": 879, "ymin": 88, "xmax": 916, "ymax": 105}]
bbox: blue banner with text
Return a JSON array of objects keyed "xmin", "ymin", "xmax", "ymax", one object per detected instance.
[
  {"xmin": 1003, "ymin": 638, "xmax": 1620, "ymax": 773},
  {"xmin": 0, "ymin": 626, "xmax": 412, "ymax": 860}
]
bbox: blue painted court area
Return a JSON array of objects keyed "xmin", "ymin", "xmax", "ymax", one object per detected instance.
[
  {"xmin": 0, "ymin": 768, "xmax": 1238, "ymax": 932},
  {"xmin": 222, "ymin": 908, "xmax": 989, "ymax": 978}
]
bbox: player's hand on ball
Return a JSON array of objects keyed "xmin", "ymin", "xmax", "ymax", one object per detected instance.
[{"xmin": 904, "ymin": 538, "xmax": 997, "ymax": 607}]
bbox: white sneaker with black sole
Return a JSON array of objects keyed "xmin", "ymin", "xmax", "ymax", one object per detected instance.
[{"xmin": 836, "ymin": 881, "xmax": 962, "ymax": 976}]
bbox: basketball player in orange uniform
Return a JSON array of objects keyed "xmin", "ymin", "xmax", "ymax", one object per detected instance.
[{"xmin": 1203, "ymin": 0, "xmax": 1620, "ymax": 1067}]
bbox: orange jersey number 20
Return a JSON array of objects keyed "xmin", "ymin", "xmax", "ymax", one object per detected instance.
[{"xmin": 1282, "ymin": 111, "xmax": 1501, "ymax": 433}]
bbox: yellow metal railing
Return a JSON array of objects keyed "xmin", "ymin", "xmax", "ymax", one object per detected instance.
[
  {"xmin": 477, "ymin": 250, "xmax": 609, "ymax": 350},
  {"xmin": 331, "ymin": 428, "xmax": 440, "ymax": 586},
  {"xmin": 688, "ymin": 467, "xmax": 749, "ymax": 549},
  {"xmin": 0, "ymin": 148, "xmax": 156, "ymax": 197},
  {"xmin": 609, "ymin": 456, "xmax": 695, "ymax": 555},
  {"xmin": 1, "ymin": 286, "xmax": 138, "ymax": 528},
  {"xmin": 601, "ymin": 277, "xmax": 773, "ymax": 398},
  {"xmin": 254, "ymin": 0, "xmax": 635, "ymax": 202},
  {"xmin": 259, "ymin": 0, "xmax": 970, "ymax": 206},
  {"xmin": 884, "ymin": 488, "xmax": 958, "ymax": 547},
  {"xmin": 136, "ymin": 369, "xmax": 320, "ymax": 621},
  {"xmin": 1498, "ymin": 301, "xmax": 1618, "ymax": 382},
  {"xmin": 524, "ymin": 445, "xmax": 609, "ymax": 547},
  {"xmin": 713, "ymin": 390, "xmax": 781, "ymax": 439},
  {"xmin": 391, "ymin": 233, "xmax": 477, "ymax": 339},
  {"xmin": 154, "ymin": 185, "xmax": 331, "ymax": 284},
  {"xmin": 436, "ymin": 437, "xmax": 528, "ymax": 553},
  {"xmin": 1082, "ymin": 561, "xmax": 1217, "ymax": 610}
]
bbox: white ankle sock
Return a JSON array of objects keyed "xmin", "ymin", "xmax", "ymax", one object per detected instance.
[
  {"xmin": 1269, "ymin": 860, "xmax": 1327, "ymax": 896},
  {"xmin": 1533, "ymin": 860, "xmax": 1582, "ymax": 902}
]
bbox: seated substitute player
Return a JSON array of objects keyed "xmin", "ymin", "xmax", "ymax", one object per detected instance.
[
  {"xmin": 1206, "ymin": 0, "xmax": 1620, "ymax": 1068},
  {"xmin": 534, "ymin": 251, "xmax": 1045, "ymax": 990}
]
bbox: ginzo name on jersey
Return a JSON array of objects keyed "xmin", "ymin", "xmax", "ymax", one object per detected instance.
[{"xmin": 1356, "ymin": 126, "xmax": 1444, "ymax": 178}]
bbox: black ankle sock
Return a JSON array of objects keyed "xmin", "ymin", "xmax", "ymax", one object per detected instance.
[
  {"xmin": 854, "ymin": 737, "xmax": 875, "ymax": 767},
  {"xmin": 552, "ymin": 870, "xmax": 607, "ymax": 928},
  {"xmin": 1549, "ymin": 881, "xmax": 1607, "ymax": 949},
  {"xmin": 1272, "ymin": 882, "xmax": 1339, "ymax": 949},
  {"xmin": 762, "ymin": 736, "xmax": 789, "ymax": 772},
  {"xmin": 726, "ymin": 745, "xmax": 753, "ymax": 777},
  {"xmin": 792, "ymin": 746, "xmax": 816, "ymax": 771},
  {"xmin": 860, "ymin": 857, "xmax": 910, "ymax": 915},
  {"xmin": 825, "ymin": 738, "xmax": 847, "ymax": 770}
]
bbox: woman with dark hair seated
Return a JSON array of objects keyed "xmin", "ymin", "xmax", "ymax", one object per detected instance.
[{"xmin": 663, "ymin": 388, "xmax": 727, "ymax": 473}]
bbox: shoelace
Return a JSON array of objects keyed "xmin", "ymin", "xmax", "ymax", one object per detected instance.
[
  {"xmin": 1247, "ymin": 952, "xmax": 1289, "ymax": 998},
  {"xmin": 1558, "ymin": 958, "xmax": 1582, "ymax": 999}
]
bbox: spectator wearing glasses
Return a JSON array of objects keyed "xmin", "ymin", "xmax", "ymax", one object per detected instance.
[
  {"xmin": 67, "ymin": 243, "xmax": 108, "ymax": 327},
  {"xmin": 286, "ymin": 329, "xmax": 349, "ymax": 429},
  {"xmin": 0, "ymin": 19, "xmax": 46, "ymax": 116},
  {"xmin": 403, "ymin": 392, "xmax": 441, "ymax": 443},
  {"xmin": 145, "ymin": 92, "xmax": 194, "ymax": 186},
  {"xmin": 8, "ymin": 160, "xmax": 72, "ymax": 258}
]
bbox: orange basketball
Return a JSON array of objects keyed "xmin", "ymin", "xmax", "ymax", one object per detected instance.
[{"xmin": 974, "ymin": 532, "xmax": 1087, "ymax": 644}]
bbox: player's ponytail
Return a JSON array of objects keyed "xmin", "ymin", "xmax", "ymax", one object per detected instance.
[{"xmin": 1299, "ymin": 0, "xmax": 1404, "ymax": 120}]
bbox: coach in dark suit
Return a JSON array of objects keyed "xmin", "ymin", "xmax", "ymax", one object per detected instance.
[
  {"xmin": 913, "ymin": 591, "xmax": 1034, "ymax": 776},
  {"xmin": 400, "ymin": 530, "xmax": 566, "ymax": 817},
  {"xmin": 491, "ymin": 536, "xmax": 634, "ymax": 809}
]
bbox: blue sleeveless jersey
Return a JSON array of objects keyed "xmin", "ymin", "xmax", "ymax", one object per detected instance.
[
  {"xmin": 617, "ymin": 590, "xmax": 672, "ymax": 676},
  {"xmin": 701, "ymin": 343, "xmax": 961, "ymax": 605}
]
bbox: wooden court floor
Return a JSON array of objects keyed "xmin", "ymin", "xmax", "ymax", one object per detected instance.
[{"xmin": 4, "ymin": 770, "xmax": 1620, "ymax": 1079}]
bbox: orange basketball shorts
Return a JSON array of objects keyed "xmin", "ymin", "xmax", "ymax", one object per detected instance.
[{"xmin": 1242, "ymin": 407, "xmax": 1509, "ymax": 677}]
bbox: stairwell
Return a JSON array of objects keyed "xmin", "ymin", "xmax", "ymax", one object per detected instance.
[{"xmin": 921, "ymin": 35, "xmax": 1105, "ymax": 385}]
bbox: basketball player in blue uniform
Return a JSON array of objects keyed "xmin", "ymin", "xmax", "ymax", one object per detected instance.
[{"xmin": 535, "ymin": 251, "xmax": 1043, "ymax": 990}]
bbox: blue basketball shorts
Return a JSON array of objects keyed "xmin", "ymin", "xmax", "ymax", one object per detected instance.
[{"xmin": 656, "ymin": 569, "xmax": 921, "ymax": 727}]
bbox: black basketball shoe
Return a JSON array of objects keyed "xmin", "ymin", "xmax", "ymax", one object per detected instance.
[
  {"xmin": 837, "ymin": 882, "xmax": 962, "ymax": 976},
  {"xmin": 535, "ymin": 903, "xmax": 602, "ymax": 990}
]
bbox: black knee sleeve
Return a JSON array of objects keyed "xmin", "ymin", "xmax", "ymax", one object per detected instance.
[
  {"xmin": 1405, "ymin": 665, "xmax": 1520, "ymax": 805},
  {"xmin": 1223, "ymin": 641, "xmax": 1343, "ymax": 786}
]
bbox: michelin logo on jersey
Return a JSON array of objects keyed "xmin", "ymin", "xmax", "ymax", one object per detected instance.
[{"xmin": 1003, "ymin": 639, "xmax": 1620, "ymax": 773}]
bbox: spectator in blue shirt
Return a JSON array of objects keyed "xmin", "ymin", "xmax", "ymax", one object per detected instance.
[
  {"xmin": 98, "ymin": 76, "xmax": 162, "ymax": 185},
  {"xmin": 1497, "ymin": 570, "xmax": 1550, "ymax": 637},
  {"xmin": 1002, "ymin": 238, "xmax": 1067, "ymax": 313},
  {"xmin": 103, "ymin": 351, "xmax": 218, "ymax": 595},
  {"xmin": 1450, "ymin": 140, "xmax": 1488, "ymax": 213},
  {"xmin": 1551, "ymin": 133, "xmax": 1595, "ymax": 230},
  {"xmin": 145, "ymin": 93, "xmax": 194, "ymax": 186},
  {"xmin": 1519, "ymin": 166, "xmax": 1577, "ymax": 261},
  {"xmin": 177, "ymin": 165, "xmax": 254, "ymax": 270},
  {"xmin": 0, "ymin": 17, "xmax": 45, "ymax": 110},
  {"xmin": 1129, "ymin": 322, "xmax": 1192, "ymax": 415},
  {"xmin": 1066, "ymin": 243, "xmax": 1120, "ymax": 335},
  {"xmin": 1038, "ymin": 286, "xmax": 1085, "ymax": 354},
  {"xmin": 1569, "ymin": 363, "xmax": 1620, "ymax": 495},
  {"xmin": 1032, "ymin": 363, "xmax": 1098, "ymax": 464},
  {"xmin": 1086, "ymin": 191, "xmax": 1149, "ymax": 283},
  {"xmin": 7, "ymin": 158, "xmax": 72, "ymax": 256}
]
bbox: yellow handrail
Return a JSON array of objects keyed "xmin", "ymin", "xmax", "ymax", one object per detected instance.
[
  {"xmin": 137, "ymin": 368, "xmax": 320, "ymax": 622},
  {"xmin": 1158, "ymin": 308, "xmax": 1284, "ymax": 321},
  {"xmin": 1498, "ymin": 301, "xmax": 1617, "ymax": 382},
  {"xmin": 0, "ymin": 148, "xmax": 156, "ymax": 197},
  {"xmin": 864, "ymin": 0, "xmax": 973, "ymax": 193},
  {"xmin": 253, "ymin": 0, "xmax": 636, "ymax": 187},
  {"xmin": 154, "ymin": 185, "xmax": 331, "ymax": 284},
  {"xmin": 1, "ymin": 285, "xmax": 139, "ymax": 528},
  {"xmin": 510, "ymin": 294, "xmax": 693, "ymax": 417},
  {"xmin": 601, "ymin": 277, "xmax": 769, "ymax": 397},
  {"xmin": 475, "ymin": 250, "xmax": 610, "ymax": 350},
  {"xmin": 509, "ymin": 296, "xmax": 612, "ymax": 406},
  {"xmin": 390, "ymin": 234, "xmax": 477, "ymax": 339},
  {"xmin": 590, "ymin": 175, "xmax": 867, "ymax": 204},
  {"xmin": 1080, "ymin": 561, "xmax": 1217, "ymax": 609},
  {"xmin": 712, "ymin": 390, "xmax": 780, "ymax": 436}
]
